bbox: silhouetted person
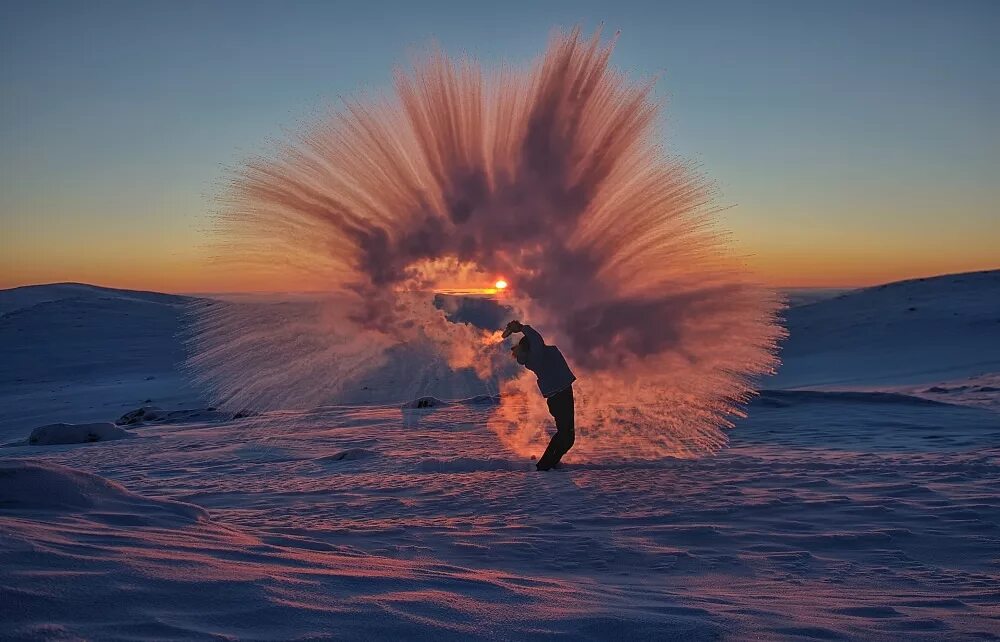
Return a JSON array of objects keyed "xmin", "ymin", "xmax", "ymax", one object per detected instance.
[{"xmin": 503, "ymin": 320, "xmax": 576, "ymax": 471}]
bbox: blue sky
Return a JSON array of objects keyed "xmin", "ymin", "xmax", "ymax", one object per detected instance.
[{"xmin": 2, "ymin": 0, "xmax": 997, "ymax": 289}]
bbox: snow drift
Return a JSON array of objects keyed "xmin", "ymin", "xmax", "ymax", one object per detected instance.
[
  {"xmin": 27, "ymin": 422, "xmax": 133, "ymax": 446},
  {"xmin": 0, "ymin": 460, "xmax": 206, "ymax": 522}
]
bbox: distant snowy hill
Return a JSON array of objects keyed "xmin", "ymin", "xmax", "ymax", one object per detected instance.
[
  {"xmin": 2, "ymin": 271, "xmax": 997, "ymax": 436},
  {"xmin": 772, "ymin": 269, "xmax": 1000, "ymax": 388},
  {"xmin": 0, "ymin": 282, "xmax": 192, "ymax": 317},
  {"xmin": 0, "ymin": 283, "xmax": 203, "ymax": 438},
  {"xmin": 0, "ymin": 283, "xmax": 198, "ymax": 385}
]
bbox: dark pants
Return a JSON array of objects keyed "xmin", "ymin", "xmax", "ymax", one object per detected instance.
[{"xmin": 536, "ymin": 385, "xmax": 575, "ymax": 471}]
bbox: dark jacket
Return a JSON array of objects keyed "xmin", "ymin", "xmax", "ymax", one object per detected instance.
[{"xmin": 521, "ymin": 325, "xmax": 576, "ymax": 397}]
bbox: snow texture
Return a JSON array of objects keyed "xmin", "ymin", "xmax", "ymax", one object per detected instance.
[{"xmin": 1, "ymin": 273, "xmax": 999, "ymax": 640}]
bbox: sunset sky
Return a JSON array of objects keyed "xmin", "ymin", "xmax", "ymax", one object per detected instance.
[{"xmin": 2, "ymin": 0, "xmax": 997, "ymax": 292}]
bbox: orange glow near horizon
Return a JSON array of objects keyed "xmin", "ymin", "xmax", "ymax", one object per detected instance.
[
  {"xmin": 3, "ymin": 255, "xmax": 999, "ymax": 294},
  {"xmin": 3, "ymin": 231, "xmax": 998, "ymax": 294}
]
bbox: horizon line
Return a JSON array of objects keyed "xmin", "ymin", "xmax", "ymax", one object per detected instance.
[{"xmin": 3, "ymin": 266, "xmax": 998, "ymax": 296}]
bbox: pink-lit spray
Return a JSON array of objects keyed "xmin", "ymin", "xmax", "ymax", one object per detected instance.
[{"xmin": 189, "ymin": 28, "xmax": 785, "ymax": 460}]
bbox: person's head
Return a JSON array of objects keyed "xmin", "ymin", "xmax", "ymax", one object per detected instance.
[{"xmin": 511, "ymin": 336, "xmax": 530, "ymax": 365}]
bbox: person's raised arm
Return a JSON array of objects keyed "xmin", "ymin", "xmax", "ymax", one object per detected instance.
[{"xmin": 502, "ymin": 320, "xmax": 545, "ymax": 351}]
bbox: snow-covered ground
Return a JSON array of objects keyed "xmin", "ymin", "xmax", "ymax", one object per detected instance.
[{"xmin": 2, "ymin": 274, "xmax": 999, "ymax": 640}]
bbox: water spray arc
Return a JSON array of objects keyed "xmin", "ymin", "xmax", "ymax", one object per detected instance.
[{"xmin": 189, "ymin": 28, "xmax": 784, "ymax": 460}]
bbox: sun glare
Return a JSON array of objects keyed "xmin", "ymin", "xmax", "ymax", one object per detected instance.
[{"xmin": 495, "ymin": 279, "xmax": 508, "ymax": 290}]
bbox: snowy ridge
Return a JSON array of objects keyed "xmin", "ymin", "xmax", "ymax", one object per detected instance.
[
  {"xmin": 1, "ymin": 460, "xmax": 206, "ymax": 522},
  {"xmin": 773, "ymin": 269, "xmax": 1000, "ymax": 388},
  {"xmin": 0, "ymin": 281, "xmax": 196, "ymax": 317}
]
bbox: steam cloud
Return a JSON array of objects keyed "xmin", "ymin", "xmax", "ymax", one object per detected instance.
[{"xmin": 189, "ymin": 28, "xmax": 785, "ymax": 460}]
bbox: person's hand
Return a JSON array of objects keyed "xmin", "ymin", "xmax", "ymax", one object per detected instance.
[{"xmin": 502, "ymin": 320, "xmax": 523, "ymax": 338}]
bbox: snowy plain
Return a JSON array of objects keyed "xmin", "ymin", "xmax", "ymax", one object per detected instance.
[{"xmin": 1, "ymin": 272, "xmax": 998, "ymax": 640}]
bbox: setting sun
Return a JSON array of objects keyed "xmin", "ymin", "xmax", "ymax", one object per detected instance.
[{"xmin": 495, "ymin": 279, "xmax": 508, "ymax": 290}]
